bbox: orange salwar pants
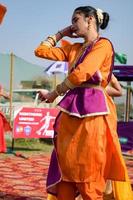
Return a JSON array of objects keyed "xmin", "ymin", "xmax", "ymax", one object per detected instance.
[{"xmin": 57, "ymin": 175, "xmax": 105, "ymax": 200}]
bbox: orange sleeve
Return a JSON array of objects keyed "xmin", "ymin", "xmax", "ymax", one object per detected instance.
[
  {"xmin": 67, "ymin": 39, "xmax": 113, "ymax": 86},
  {"xmin": 34, "ymin": 43, "xmax": 73, "ymax": 62}
]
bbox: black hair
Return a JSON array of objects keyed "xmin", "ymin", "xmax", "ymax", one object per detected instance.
[{"xmin": 74, "ymin": 6, "xmax": 109, "ymax": 31}]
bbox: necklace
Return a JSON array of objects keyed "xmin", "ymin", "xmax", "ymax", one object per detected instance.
[
  {"xmin": 69, "ymin": 36, "xmax": 99, "ymax": 73},
  {"xmin": 83, "ymin": 34, "xmax": 99, "ymax": 47}
]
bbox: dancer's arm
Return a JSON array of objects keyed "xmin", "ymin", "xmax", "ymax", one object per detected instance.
[{"xmin": 106, "ymin": 74, "xmax": 122, "ymax": 97}]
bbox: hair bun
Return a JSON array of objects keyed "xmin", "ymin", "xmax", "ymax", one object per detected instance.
[{"xmin": 100, "ymin": 12, "xmax": 109, "ymax": 29}]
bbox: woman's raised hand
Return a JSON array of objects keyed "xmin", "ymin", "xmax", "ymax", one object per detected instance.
[{"xmin": 59, "ymin": 25, "xmax": 78, "ymax": 38}]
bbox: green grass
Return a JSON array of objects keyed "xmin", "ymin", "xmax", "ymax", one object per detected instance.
[{"xmin": 2, "ymin": 138, "xmax": 54, "ymax": 158}]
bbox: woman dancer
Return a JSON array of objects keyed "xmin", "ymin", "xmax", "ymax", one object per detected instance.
[{"xmin": 35, "ymin": 6, "xmax": 128, "ymax": 200}]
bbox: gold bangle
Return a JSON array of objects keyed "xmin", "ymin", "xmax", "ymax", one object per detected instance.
[
  {"xmin": 55, "ymin": 89, "xmax": 60, "ymax": 96},
  {"xmin": 47, "ymin": 36, "xmax": 56, "ymax": 46},
  {"xmin": 47, "ymin": 38, "xmax": 55, "ymax": 46},
  {"xmin": 47, "ymin": 35, "xmax": 57, "ymax": 45},
  {"xmin": 40, "ymin": 41, "xmax": 52, "ymax": 47},
  {"xmin": 56, "ymin": 85, "xmax": 65, "ymax": 96},
  {"xmin": 41, "ymin": 34, "xmax": 57, "ymax": 47}
]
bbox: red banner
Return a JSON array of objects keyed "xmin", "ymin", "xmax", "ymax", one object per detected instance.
[{"xmin": 13, "ymin": 107, "xmax": 59, "ymax": 138}]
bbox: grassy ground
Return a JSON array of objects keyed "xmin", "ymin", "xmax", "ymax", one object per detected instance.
[{"xmin": 2, "ymin": 137, "xmax": 53, "ymax": 158}]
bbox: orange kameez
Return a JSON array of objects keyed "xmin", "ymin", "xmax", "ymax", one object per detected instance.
[{"xmin": 35, "ymin": 38, "xmax": 131, "ymax": 198}]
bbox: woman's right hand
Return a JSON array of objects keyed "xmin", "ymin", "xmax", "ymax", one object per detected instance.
[{"xmin": 59, "ymin": 25, "xmax": 78, "ymax": 38}]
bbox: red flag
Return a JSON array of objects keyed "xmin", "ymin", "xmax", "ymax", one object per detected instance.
[{"xmin": 0, "ymin": 4, "xmax": 7, "ymax": 24}]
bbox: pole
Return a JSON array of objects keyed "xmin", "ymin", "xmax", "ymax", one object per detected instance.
[
  {"xmin": 124, "ymin": 82, "xmax": 131, "ymax": 122},
  {"xmin": 52, "ymin": 73, "xmax": 57, "ymax": 107},
  {"xmin": 9, "ymin": 52, "xmax": 14, "ymax": 124},
  {"xmin": 9, "ymin": 52, "xmax": 14, "ymax": 151}
]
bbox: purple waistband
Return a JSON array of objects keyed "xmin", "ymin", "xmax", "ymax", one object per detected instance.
[{"xmin": 58, "ymin": 87, "xmax": 109, "ymax": 118}]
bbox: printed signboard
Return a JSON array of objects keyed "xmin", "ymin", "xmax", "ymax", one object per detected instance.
[{"xmin": 13, "ymin": 107, "xmax": 59, "ymax": 138}]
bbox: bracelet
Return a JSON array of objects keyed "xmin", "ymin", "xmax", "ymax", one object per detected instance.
[
  {"xmin": 55, "ymin": 89, "xmax": 60, "ymax": 96},
  {"xmin": 58, "ymin": 31, "xmax": 64, "ymax": 38},
  {"xmin": 47, "ymin": 35, "xmax": 56, "ymax": 46},
  {"xmin": 55, "ymin": 84, "xmax": 65, "ymax": 96},
  {"xmin": 41, "ymin": 35, "xmax": 57, "ymax": 47},
  {"xmin": 41, "ymin": 40, "xmax": 52, "ymax": 47}
]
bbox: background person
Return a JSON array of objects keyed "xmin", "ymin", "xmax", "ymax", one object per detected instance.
[
  {"xmin": 0, "ymin": 4, "xmax": 12, "ymax": 153},
  {"xmin": 0, "ymin": 85, "xmax": 12, "ymax": 153}
]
